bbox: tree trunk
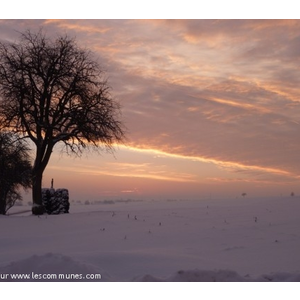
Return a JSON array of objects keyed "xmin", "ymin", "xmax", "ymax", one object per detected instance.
[
  {"xmin": 0, "ymin": 187, "xmax": 9, "ymax": 215},
  {"xmin": 31, "ymin": 143, "xmax": 53, "ymax": 215},
  {"xmin": 0, "ymin": 193, "xmax": 6, "ymax": 215},
  {"xmin": 31, "ymin": 169, "xmax": 45, "ymax": 215}
]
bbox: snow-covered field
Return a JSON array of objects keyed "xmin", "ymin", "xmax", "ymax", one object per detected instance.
[
  {"xmin": 1, "ymin": 196, "xmax": 300, "ymax": 282},
  {"xmin": 1, "ymin": 196, "xmax": 300, "ymax": 298}
]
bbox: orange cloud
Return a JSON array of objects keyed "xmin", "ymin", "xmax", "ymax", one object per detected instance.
[
  {"xmin": 121, "ymin": 144, "xmax": 298, "ymax": 181},
  {"xmin": 43, "ymin": 20, "xmax": 112, "ymax": 34},
  {"xmin": 48, "ymin": 160, "xmax": 197, "ymax": 183},
  {"xmin": 207, "ymin": 97, "xmax": 271, "ymax": 113}
]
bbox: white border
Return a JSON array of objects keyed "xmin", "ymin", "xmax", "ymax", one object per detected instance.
[
  {"xmin": 2, "ymin": 282, "xmax": 298, "ymax": 300},
  {"xmin": 1, "ymin": 0, "xmax": 299, "ymax": 19}
]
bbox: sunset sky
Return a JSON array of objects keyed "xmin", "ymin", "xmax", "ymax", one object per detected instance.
[{"xmin": 1, "ymin": 19, "xmax": 300, "ymax": 201}]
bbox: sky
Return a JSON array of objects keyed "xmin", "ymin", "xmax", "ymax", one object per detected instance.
[{"xmin": 1, "ymin": 18, "xmax": 300, "ymax": 201}]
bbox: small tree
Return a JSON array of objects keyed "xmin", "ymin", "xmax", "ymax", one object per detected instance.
[
  {"xmin": 0, "ymin": 132, "xmax": 32, "ymax": 214},
  {"xmin": 0, "ymin": 30, "xmax": 125, "ymax": 215}
]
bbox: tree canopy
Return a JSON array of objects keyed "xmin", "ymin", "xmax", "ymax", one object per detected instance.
[
  {"xmin": 0, "ymin": 30, "xmax": 125, "ymax": 214},
  {"xmin": 0, "ymin": 132, "xmax": 32, "ymax": 214}
]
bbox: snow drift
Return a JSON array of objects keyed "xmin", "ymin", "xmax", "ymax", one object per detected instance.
[
  {"xmin": 1, "ymin": 253, "xmax": 300, "ymax": 282},
  {"xmin": 137, "ymin": 269, "xmax": 300, "ymax": 282},
  {"xmin": 0, "ymin": 253, "xmax": 109, "ymax": 281}
]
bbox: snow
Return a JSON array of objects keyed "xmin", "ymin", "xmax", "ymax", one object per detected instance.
[{"xmin": 1, "ymin": 196, "xmax": 300, "ymax": 297}]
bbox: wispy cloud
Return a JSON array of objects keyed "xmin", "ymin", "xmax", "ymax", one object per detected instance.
[
  {"xmin": 48, "ymin": 159, "xmax": 197, "ymax": 183},
  {"xmin": 43, "ymin": 20, "xmax": 112, "ymax": 34},
  {"xmin": 119, "ymin": 145, "xmax": 299, "ymax": 182}
]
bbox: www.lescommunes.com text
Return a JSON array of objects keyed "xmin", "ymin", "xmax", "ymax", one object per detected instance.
[{"xmin": 0, "ymin": 272, "xmax": 101, "ymax": 280}]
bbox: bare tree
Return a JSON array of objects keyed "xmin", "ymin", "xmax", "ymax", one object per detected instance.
[
  {"xmin": 0, "ymin": 132, "xmax": 32, "ymax": 214},
  {"xmin": 0, "ymin": 30, "xmax": 125, "ymax": 215}
]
